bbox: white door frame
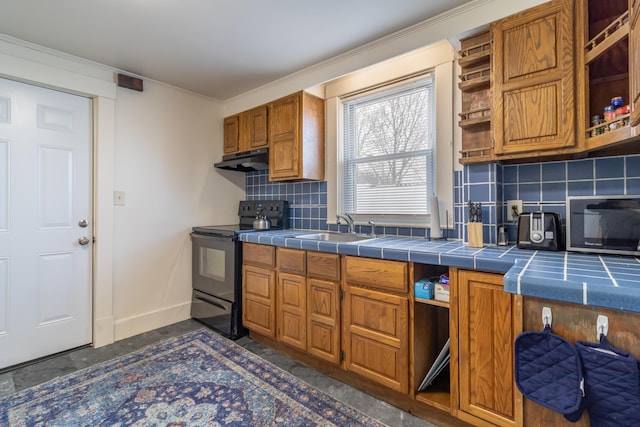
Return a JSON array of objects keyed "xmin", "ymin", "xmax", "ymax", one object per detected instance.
[{"xmin": 0, "ymin": 39, "xmax": 117, "ymax": 347}]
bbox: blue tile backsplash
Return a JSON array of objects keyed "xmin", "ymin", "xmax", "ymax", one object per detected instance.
[
  {"xmin": 245, "ymin": 154, "xmax": 640, "ymax": 245},
  {"xmin": 499, "ymin": 154, "xmax": 640, "ymax": 243},
  {"xmin": 245, "ymin": 170, "xmax": 436, "ymax": 238}
]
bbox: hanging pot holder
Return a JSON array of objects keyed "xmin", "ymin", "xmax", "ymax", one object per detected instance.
[
  {"xmin": 575, "ymin": 335, "xmax": 640, "ymax": 427},
  {"xmin": 514, "ymin": 325, "xmax": 584, "ymax": 418}
]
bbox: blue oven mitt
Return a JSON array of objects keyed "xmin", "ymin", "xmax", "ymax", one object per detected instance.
[
  {"xmin": 514, "ymin": 325, "xmax": 584, "ymax": 420},
  {"xmin": 574, "ymin": 335, "xmax": 640, "ymax": 426}
]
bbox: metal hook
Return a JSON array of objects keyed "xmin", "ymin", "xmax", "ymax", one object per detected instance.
[
  {"xmin": 542, "ymin": 306, "xmax": 552, "ymax": 329},
  {"xmin": 596, "ymin": 315, "xmax": 608, "ymax": 341}
]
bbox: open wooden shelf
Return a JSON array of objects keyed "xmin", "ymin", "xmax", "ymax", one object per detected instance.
[
  {"xmin": 584, "ymin": 122, "xmax": 633, "ymax": 150},
  {"xmin": 415, "ymin": 372, "xmax": 451, "ymax": 413},
  {"xmin": 585, "ymin": 11, "xmax": 629, "ymax": 64},
  {"xmin": 458, "ymin": 41, "xmax": 492, "ymax": 68},
  {"xmin": 412, "ymin": 262, "xmax": 451, "ymax": 414},
  {"xmin": 458, "ymin": 74, "xmax": 490, "ymax": 91},
  {"xmin": 459, "ymin": 106, "xmax": 491, "ymax": 128},
  {"xmin": 415, "ymin": 297, "xmax": 449, "ymax": 309}
]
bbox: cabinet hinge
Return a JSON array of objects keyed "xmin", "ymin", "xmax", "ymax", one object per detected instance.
[
  {"xmin": 339, "ymin": 289, "xmax": 344, "ymax": 300},
  {"xmin": 340, "ymin": 351, "xmax": 345, "ymax": 361}
]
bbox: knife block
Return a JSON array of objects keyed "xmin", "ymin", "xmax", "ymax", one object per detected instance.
[{"xmin": 467, "ymin": 222, "xmax": 483, "ymax": 248}]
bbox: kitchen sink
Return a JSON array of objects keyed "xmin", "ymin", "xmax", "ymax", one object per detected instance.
[{"xmin": 294, "ymin": 232, "xmax": 374, "ymax": 243}]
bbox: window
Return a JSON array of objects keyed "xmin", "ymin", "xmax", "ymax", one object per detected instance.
[
  {"xmin": 324, "ymin": 40, "xmax": 455, "ymax": 229},
  {"xmin": 341, "ymin": 75, "xmax": 434, "ymax": 222}
]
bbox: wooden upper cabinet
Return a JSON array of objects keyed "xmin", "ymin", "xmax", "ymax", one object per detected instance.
[
  {"xmin": 223, "ymin": 114, "xmax": 241, "ymax": 154},
  {"xmin": 223, "ymin": 105, "xmax": 268, "ymax": 155},
  {"xmin": 268, "ymin": 91, "xmax": 325, "ymax": 181},
  {"xmin": 492, "ymin": 0, "xmax": 576, "ymax": 157},
  {"xmin": 246, "ymin": 105, "xmax": 268, "ymax": 150}
]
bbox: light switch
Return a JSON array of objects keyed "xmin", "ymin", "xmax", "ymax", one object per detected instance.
[{"xmin": 114, "ymin": 191, "xmax": 126, "ymax": 206}]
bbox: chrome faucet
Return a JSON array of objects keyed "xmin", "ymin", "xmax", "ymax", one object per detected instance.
[
  {"xmin": 336, "ymin": 214, "xmax": 356, "ymax": 234},
  {"xmin": 368, "ymin": 220, "xmax": 377, "ymax": 238}
]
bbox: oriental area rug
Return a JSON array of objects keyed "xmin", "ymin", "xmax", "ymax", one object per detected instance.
[{"xmin": 0, "ymin": 328, "xmax": 386, "ymax": 426}]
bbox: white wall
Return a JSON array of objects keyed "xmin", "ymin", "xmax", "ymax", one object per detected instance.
[
  {"xmin": 0, "ymin": 35, "xmax": 244, "ymax": 346},
  {"xmin": 223, "ymin": 0, "xmax": 549, "ymax": 115},
  {"xmin": 112, "ymin": 81, "xmax": 244, "ymax": 340}
]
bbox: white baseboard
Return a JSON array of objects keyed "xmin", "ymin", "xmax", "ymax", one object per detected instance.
[
  {"xmin": 93, "ymin": 315, "xmax": 115, "ymax": 348},
  {"xmin": 113, "ymin": 301, "xmax": 192, "ymax": 342}
]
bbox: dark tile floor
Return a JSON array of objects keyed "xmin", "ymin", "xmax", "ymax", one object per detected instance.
[{"xmin": 0, "ymin": 319, "xmax": 437, "ymax": 427}]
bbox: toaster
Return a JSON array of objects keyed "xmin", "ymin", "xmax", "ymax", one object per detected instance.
[{"xmin": 517, "ymin": 211, "xmax": 564, "ymax": 251}]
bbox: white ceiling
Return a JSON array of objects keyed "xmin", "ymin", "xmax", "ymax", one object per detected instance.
[{"xmin": 0, "ymin": 0, "xmax": 475, "ymax": 100}]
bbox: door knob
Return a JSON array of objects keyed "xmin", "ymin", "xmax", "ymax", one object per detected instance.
[
  {"xmin": 78, "ymin": 237, "xmax": 90, "ymax": 246},
  {"xmin": 78, "ymin": 219, "xmax": 88, "ymax": 228}
]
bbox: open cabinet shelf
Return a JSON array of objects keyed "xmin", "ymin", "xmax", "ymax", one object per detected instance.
[
  {"xmin": 412, "ymin": 263, "xmax": 451, "ymax": 412},
  {"xmin": 458, "ymin": 30, "xmax": 493, "ymax": 164}
]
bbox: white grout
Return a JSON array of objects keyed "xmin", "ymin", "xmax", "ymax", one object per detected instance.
[
  {"xmin": 517, "ymin": 250, "xmax": 538, "ymax": 295},
  {"xmin": 599, "ymin": 255, "xmax": 619, "ymax": 287}
]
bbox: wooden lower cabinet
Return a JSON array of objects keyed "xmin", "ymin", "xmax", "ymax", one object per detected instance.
[
  {"xmin": 307, "ymin": 277, "xmax": 340, "ymax": 364},
  {"xmin": 242, "ymin": 264, "xmax": 276, "ymax": 338},
  {"xmin": 270, "ymin": 248, "xmax": 341, "ymax": 364},
  {"xmin": 452, "ymin": 268, "xmax": 523, "ymax": 427},
  {"xmin": 277, "ymin": 272, "xmax": 306, "ymax": 351},
  {"xmin": 342, "ymin": 285, "xmax": 409, "ymax": 393}
]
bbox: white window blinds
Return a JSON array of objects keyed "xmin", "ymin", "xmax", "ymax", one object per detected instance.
[{"xmin": 342, "ymin": 75, "xmax": 434, "ymax": 219}]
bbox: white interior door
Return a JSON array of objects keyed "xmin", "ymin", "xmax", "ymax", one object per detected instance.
[{"xmin": 0, "ymin": 77, "xmax": 92, "ymax": 369}]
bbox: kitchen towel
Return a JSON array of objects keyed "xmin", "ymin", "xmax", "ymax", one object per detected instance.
[{"xmin": 574, "ymin": 335, "xmax": 640, "ymax": 426}]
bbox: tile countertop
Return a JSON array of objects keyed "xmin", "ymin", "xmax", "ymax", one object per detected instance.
[{"xmin": 239, "ymin": 230, "xmax": 640, "ymax": 314}]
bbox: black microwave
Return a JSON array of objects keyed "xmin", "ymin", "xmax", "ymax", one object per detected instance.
[{"xmin": 567, "ymin": 195, "xmax": 640, "ymax": 256}]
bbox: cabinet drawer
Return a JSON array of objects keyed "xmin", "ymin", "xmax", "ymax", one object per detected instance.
[
  {"xmin": 307, "ymin": 252, "xmax": 340, "ymax": 281},
  {"xmin": 277, "ymin": 247, "xmax": 306, "ymax": 274},
  {"xmin": 243, "ymin": 243, "xmax": 275, "ymax": 268},
  {"xmin": 345, "ymin": 256, "xmax": 407, "ymax": 292}
]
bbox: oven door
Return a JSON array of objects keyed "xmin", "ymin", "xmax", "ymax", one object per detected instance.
[{"xmin": 191, "ymin": 232, "xmax": 239, "ymax": 302}]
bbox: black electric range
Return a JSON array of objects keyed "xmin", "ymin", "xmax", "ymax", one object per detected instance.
[{"xmin": 190, "ymin": 200, "xmax": 288, "ymax": 339}]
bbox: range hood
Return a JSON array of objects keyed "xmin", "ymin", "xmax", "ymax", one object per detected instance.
[{"xmin": 214, "ymin": 148, "xmax": 269, "ymax": 172}]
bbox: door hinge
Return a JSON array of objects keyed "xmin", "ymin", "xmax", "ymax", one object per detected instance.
[
  {"xmin": 340, "ymin": 351, "xmax": 345, "ymax": 361},
  {"xmin": 339, "ymin": 289, "xmax": 344, "ymax": 300}
]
